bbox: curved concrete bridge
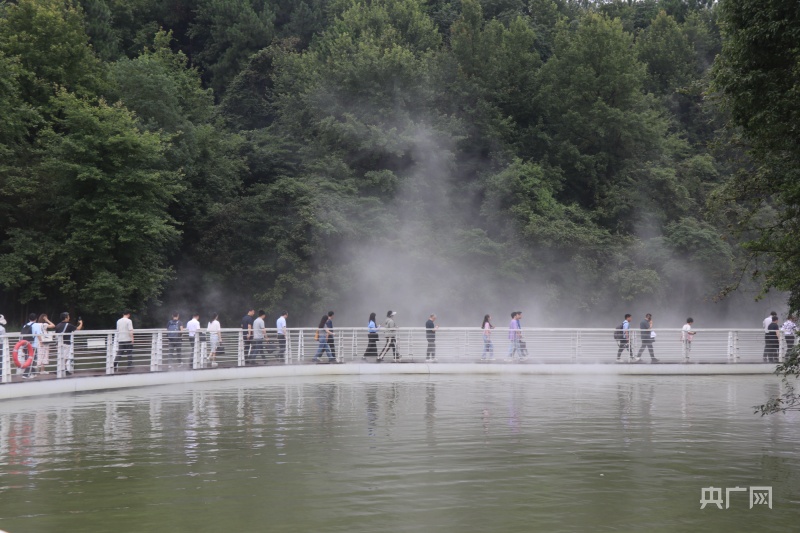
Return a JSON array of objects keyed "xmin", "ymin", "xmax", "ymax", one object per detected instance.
[{"xmin": 0, "ymin": 327, "xmax": 783, "ymax": 400}]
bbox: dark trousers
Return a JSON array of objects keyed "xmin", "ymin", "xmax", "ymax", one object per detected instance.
[
  {"xmin": 786, "ymin": 334, "xmax": 795, "ymax": 355},
  {"xmin": 115, "ymin": 342, "xmax": 134, "ymax": 369},
  {"xmin": 364, "ymin": 332, "xmax": 379, "ymax": 357},
  {"xmin": 252, "ymin": 339, "xmax": 266, "ymax": 362},
  {"xmin": 637, "ymin": 339, "xmax": 655, "ymax": 359},
  {"xmin": 167, "ymin": 337, "xmax": 182, "ymax": 364},
  {"xmin": 328, "ymin": 336, "xmax": 336, "ymax": 358},
  {"xmin": 616, "ymin": 340, "xmax": 630, "ymax": 359},
  {"xmin": 379, "ymin": 337, "xmax": 398, "ymax": 360},
  {"xmin": 426, "ymin": 339, "xmax": 436, "ymax": 360},
  {"xmin": 278, "ymin": 336, "xmax": 287, "ymax": 359},
  {"xmin": 764, "ymin": 334, "xmax": 779, "ymax": 362}
]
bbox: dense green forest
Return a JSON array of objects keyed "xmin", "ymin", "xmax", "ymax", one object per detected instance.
[{"xmin": 0, "ymin": 0, "xmax": 787, "ymax": 327}]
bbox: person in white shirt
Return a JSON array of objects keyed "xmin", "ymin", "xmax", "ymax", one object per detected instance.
[
  {"xmin": 186, "ymin": 313, "xmax": 200, "ymax": 342},
  {"xmin": 31, "ymin": 318, "xmax": 43, "ymax": 374},
  {"xmin": 35, "ymin": 313, "xmax": 56, "ymax": 375},
  {"xmin": 681, "ymin": 318, "xmax": 696, "ymax": 361},
  {"xmin": 276, "ymin": 311, "xmax": 288, "ymax": 358},
  {"xmin": 207, "ymin": 313, "xmax": 221, "ymax": 367},
  {"xmin": 115, "ymin": 311, "xmax": 134, "ymax": 372},
  {"xmin": 780, "ymin": 315, "xmax": 797, "ymax": 356},
  {"xmin": 21, "ymin": 313, "xmax": 37, "ymax": 379},
  {"xmin": 252, "ymin": 310, "xmax": 267, "ymax": 364},
  {"xmin": 186, "ymin": 313, "xmax": 201, "ymax": 365},
  {"xmin": 764, "ymin": 311, "xmax": 777, "ymax": 332}
]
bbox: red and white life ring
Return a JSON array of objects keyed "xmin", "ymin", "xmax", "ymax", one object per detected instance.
[{"xmin": 12, "ymin": 340, "xmax": 35, "ymax": 369}]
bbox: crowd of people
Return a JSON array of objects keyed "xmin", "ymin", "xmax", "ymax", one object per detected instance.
[
  {"xmin": 613, "ymin": 311, "xmax": 798, "ymax": 363},
  {"xmin": 0, "ymin": 312, "xmax": 84, "ymax": 379},
  {"xmin": 762, "ymin": 311, "xmax": 797, "ymax": 363},
  {"xmin": 118, "ymin": 309, "xmax": 293, "ymax": 371},
  {"xmin": 1, "ymin": 308, "xmax": 798, "ymax": 377}
]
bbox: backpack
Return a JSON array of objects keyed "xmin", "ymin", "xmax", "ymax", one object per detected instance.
[
  {"xmin": 21, "ymin": 322, "xmax": 34, "ymax": 343},
  {"xmin": 613, "ymin": 324, "xmax": 625, "ymax": 341},
  {"xmin": 167, "ymin": 319, "xmax": 181, "ymax": 339}
]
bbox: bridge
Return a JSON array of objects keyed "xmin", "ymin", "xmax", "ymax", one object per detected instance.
[{"xmin": 0, "ymin": 328, "xmax": 786, "ymax": 383}]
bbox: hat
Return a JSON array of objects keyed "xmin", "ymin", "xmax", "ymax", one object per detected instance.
[
  {"xmin": 0, "ymin": 314, "xmax": 5, "ymax": 326},
  {"xmin": 391, "ymin": 311, "xmax": 397, "ymax": 316}
]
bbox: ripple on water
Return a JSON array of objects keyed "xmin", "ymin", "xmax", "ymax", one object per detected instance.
[{"xmin": 0, "ymin": 375, "xmax": 796, "ymax": 532}]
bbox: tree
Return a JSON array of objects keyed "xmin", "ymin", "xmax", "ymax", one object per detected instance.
[
  {"xmin": 713, "ymin": 0, "xmax": 800, "ymax": 312},
  {"xmin": 111, "ymin": 31, "xmax": 245, "ymax": 245},
  {"xmin": 534, "ymin": 13, "xmax": 668, "ymax": 229},
  {"xmin": 0, "ymin": 91, "xmax": 180, "ymax": 316},
  {"xmin": 636, "ymin": 10, "xmax": 695, "ymax": 96},
  {"xmin": 713, "ymin": 0, "xmax": 800, "ymax": 413},
  {"xmin": 0, "ymin": 0, "xmax": 105, "ymax": 107},
  {"xmin": 188, "ymin": 0, "xmax": 276, "ymax": 94}
]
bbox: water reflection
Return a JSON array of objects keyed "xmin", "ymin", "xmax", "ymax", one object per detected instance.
[{"xmin": 0, "ymin": 375, "xmax": 797, "ymax": 532}]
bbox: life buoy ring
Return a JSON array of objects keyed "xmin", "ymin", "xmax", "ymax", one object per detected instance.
[{"xmin": 12, "ymin": 340, "xmax": 35, "ymax": 369}]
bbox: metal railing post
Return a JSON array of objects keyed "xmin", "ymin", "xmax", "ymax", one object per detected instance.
[
  {"xmin": 151, "ymin": 332, "xmax": 161, "ymax": 372},
  {"xmin": 107, "ymin": 333, "xmax": 115, "ymax": 375},
  {"xmin": 1, "ymin": 337, "xmax": 10, "ymax": 383},
  {"xmin": 238, "ymin": 331, "xmax": 244, "ymax": 367},
  {"xmin": 727, "ymin": 331, "xmax": 733, "ymax": 362},
  {"xmin": 191, "ymin": 335, "xmax": 199, "ymax": 369},
  {"xmin": 574, "ymin": 331, "xmax": 580, "ymax": 363},
  {"xmin": 56, "ymin": 335, "xmax": 65, "ymax": 378}
]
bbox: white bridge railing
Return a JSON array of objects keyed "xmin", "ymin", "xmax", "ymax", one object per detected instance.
[{"xmin": 0, "ymin": 327, "xmax": 786, "ymax": 383}]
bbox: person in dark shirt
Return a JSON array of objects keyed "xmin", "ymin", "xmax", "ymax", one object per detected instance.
[
  {"xmin": 241, "ymin": 308, "xmax": 255, "ymax": 365},
  {"xmin": 635, "ymin": 313, "xmax": 659, "ymax": 363},
  {"xmin": 166, "ymin": 312, "xmax": 184, "ymax": 367},
  {"xmin": 326, "ymin": 311, "xmax": 335, "ymax": 359},
  {"xmin": 55, "ymin": 312, "xmax": 83, "ymax": 375},
  {"xmin": 765, "ymin": 315, "xmax": 781, "ymax": 363},
  {"xmin": 425, "ymin": 314, "xmax": 438, "ymax": 361}
]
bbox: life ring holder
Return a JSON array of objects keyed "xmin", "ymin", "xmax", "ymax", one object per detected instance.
[{"xmin": 12, "ymin": 340, "xmax": 35, "ymax": 369}]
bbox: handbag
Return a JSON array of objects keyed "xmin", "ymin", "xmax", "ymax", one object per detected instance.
[{"xmin": 42, "ymin": 326, "xmax": 55, "ymax": 343}]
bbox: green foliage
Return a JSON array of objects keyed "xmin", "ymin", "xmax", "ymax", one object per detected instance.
[
  {"xmin": 0, "ymin": 91, "xmax": 180, "ymax": 314},
  {"xmin": 636, "ymin": 10, "xmax": 695, "ymax": 95},
  {"xmin": 535, "ymin": 13, "xmax": 667, "ymax": 228},
  {"xmin": 189, "ymin": 0, "xmax": 276, "ymax": 94},
  {"xmin": 0, "ymin": 0, "xmax": 767, "ymax": 325},
  {"xmin": 0, "ymin": 0, "xmax": 105, "ymax": 106},
  {"xmin": 0, "ymin": 51, "xmax": 38, "ymax": 161},
  {"xmin": 713, "ymin": 0, "xmax": 800, "ymax": 311},
  {"xmin": 483, "ymin": 159, "xmax": 609, "ymax": 250}
]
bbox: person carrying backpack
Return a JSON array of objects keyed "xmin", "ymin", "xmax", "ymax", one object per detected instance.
[
  {"xmin": 615, "ymin": 314, "xmax": 632, "ymax": 363},
  {"xmin": 166, "ymin": 312, "xmax": 185, "ymax": 367},
  {"xmin": 20, "ymin": 313, "xmax": 38, "ymax": 379}
]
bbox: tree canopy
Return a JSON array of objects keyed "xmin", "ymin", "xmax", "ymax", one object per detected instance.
[{"xmin": 0, "ymin": 0, "xmax": 784, "ymax": 326}]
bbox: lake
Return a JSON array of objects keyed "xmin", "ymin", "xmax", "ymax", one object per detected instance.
[{"xmin": 0, "ymin": 374, "xmax": 796, "ymax": 532}]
